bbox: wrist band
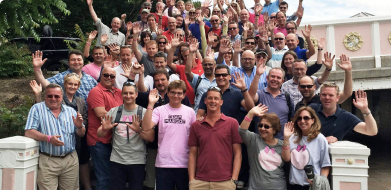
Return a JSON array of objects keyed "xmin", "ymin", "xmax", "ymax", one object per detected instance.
[
  {"xmin": 133, "ymin": 38, "xmax": 137, "ymax": 41},
  {"xmin": 326, "ymin": 68, "xmax": 332, "ymax": 71},
  {"xmin": 241, "ymin": 88, "xmax": 248, "ymax": 93},
  {"xmin": 86, "ymin": 42, "xmax": 91, "ymax": 46},
  {"xmin": 318, "ymin": 48, "xmax": 323, "ymax": 50},
  {"xmin": 47, "ymin": 135, "xmax": 51, "ymax": 143},
  {"xmin": 34, "ymin": 68, "xmax": 41, "ymax": 71},
  {"xmin": 129, "ymin": 73, "xmax": 135, "ymax": 77},
  {"xmin": 244, "ymin": 116, "xmax": 252, "ymax": 122},
  {"xmin": 283, "ymin": 146, "xmax": 290, "ymax": 150},
  {"xmin": 147, "ymin": 107, "xmax": 153, "ymax": 111}
]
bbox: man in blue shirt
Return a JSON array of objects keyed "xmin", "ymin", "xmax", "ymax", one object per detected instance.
[
  {"xmin": 25, "ymin": 83, "xmax": 85, "ymax": 190},
  {"xmin": 261, "ymin": 0, "xmax": 283, "ymax": 16},
  {"xmin": 286, "ymin": 25, "xmax": 315, "ymax": 62}
]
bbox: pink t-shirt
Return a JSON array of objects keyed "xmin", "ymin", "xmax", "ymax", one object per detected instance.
[
  {"xmin": 82, "ymin": 63, "xmax": 101, "ymax": 80},
  {"xmin": 249, "ymin": 13, "xmax": 264, "ymax": 25},
  {"xmin": 151, "ymin": 104, "xmax": 196, "ymax": 168},
  {"xmin": 274, "ymin": 26, "xmax": 288, "ymax": 37}
]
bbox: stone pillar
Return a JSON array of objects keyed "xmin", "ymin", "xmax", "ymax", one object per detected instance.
[
  {"xmin": 329, "ymin": 141, "xmax": 370, "ymax": 190},
  {"xmin": 0, "ymin": 136, "xmax": 39, "ymax": 190}
]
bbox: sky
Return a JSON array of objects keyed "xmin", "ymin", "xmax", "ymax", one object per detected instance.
[{"xmin": 216, "ymin": 0, "xmax": 391, "ymax": 23}]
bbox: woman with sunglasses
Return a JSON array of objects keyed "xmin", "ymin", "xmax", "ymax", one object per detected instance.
[
  {"xmin": 239, "ymin": 104, "xmax": 287, "ymax": 190},
  {"xmin": 30, "ymin": 73, "xmax": 92, "ymax": 190},
  {"xmin": 156, "ymin": 35, "xmax": 169, "ymax": 53},
  {"xmin": 282, "ymin": 106, "xmax": 331, "ymax": 190}
]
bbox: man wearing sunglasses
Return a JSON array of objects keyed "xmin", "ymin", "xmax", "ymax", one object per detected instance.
[
  {"xmin": 228, "ymin": 22, "xmax": 242, "ymax": 44},
  {"xmin": 87, "ymin": 67, "xmax": 123, "ymax": 190},
  {"xmin": 87, "ymin": 0, "xmax": 125, "ymax": 46},
  {"xmin": 285, "ymin": 21, "xmax": 305, "ymax": 49},
  {"xmin": 268, "ymin": 32, "xmax": 288, "ymax": 68},
  {"xmin": 25, "ymin": 83, "xmax": 85, "ymax": 190}
]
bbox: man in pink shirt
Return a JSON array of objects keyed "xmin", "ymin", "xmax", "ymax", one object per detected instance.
[
  {"xmin": 82, "ymin": 46, "xmax": 105, "ymax": 80},
  {"xmin": 273, "ymin": 11, "xmax": 288, "ymax": 37},
  {"xmin": 143, "ymin": 80, "xmax": 196, "ymax": 190}
]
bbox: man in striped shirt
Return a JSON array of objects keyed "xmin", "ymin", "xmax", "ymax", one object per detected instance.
[{"xmin": 25, "ymin": 83, "xmax": 86, "ymax": 190}]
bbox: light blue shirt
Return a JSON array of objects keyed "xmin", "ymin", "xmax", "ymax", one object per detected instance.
[
  {"xmin": 190, "ymin": 74, "xmax": 217, "ymax": 113},
  {"xmin": 25, "ymin": 102, "xmax": 79, "ymax": 156},
  {"xmin": 261, "ymin": 0, "xmax": 280, "ymax": 16}
]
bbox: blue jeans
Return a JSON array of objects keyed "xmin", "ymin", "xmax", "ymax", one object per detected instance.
[
  {"xmin": 156, "ymin": 167, "xmax": 189, "ymax": 190},
  {"xmin": 89, "ymin": 142, "xmax": 112, "ymax": 190},
  {"xmin": 109, "ymin": 162, "xmax": 145, "ymax": 190}
]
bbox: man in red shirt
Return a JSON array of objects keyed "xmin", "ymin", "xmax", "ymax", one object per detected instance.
[
  {"xmin": 87, "ymin": 67, "xmax": 123, "ymax": 190},
  {"xmin": 188, "ymin": 87, "xmax": 242, "ymax": 190},
  {"xmin": 163, "ymin": 17, "xmax": 177, "ymax": 42}
]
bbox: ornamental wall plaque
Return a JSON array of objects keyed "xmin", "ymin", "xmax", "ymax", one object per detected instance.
[
  {"xmin": 389, "ymin": 32, "xmax": 391, "ymax": 45},
  {"xmin": 343, "ymin": 32, "xmax": 363, "ymax": 51},
  {"xmin": 303, "ymin": 36, "xmax": 318, "ymax": 51}
]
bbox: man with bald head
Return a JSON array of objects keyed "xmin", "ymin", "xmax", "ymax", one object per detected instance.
[
  {"xmin": 238, "ymin": 9, "xmax": 252, "ymax": 35},
  {"xmin": 209, "ymin": 15, "xmax": 227, "ymax": 37},
  {"xmin": 268, "ymin": 32, "xmax": 289, "ymax": 68},
  {"xmin": 163, "ymin": 17, "xmax": 177, "ymax": 42},
  {"xmin": 285, "ymin": 25, "xmax": 315, "ymax": 62},
  {"xmin": 87, "ymin": 67, "xmax": 123, "ymax": 190},
  {"xmin": 87, "ymin": 0, "xmax": 125, "ymax": 46}
]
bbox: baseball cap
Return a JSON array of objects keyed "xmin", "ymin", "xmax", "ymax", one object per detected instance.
[{"xmin": 141, "ymin": 9, "xmax": 150, "ymax": 14}]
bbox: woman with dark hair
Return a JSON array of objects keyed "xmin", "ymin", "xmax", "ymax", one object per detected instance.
[
  {"xmin": 282, "ymin": 106, "xmax": 331, "ymax": 190},
  {"xmin": 139, "ymin": 31, "xmax": 152, "ymax": 54},
  {"xmin": 280, "ymin": 49, "xmax": 324, "ymax": 81},
  {"xmin": 239, "ymin": 104, "xmax": 287, "ymax": 190},
  {"xmin": 156, "ymin": 35, "xmax": 168, "ymax": 53},
  {"xmin": 223, "ymin": 49, "xmax": 233, "ymax": 66}
]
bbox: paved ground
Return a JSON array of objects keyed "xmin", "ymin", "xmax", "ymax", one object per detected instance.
[{"xmin": 368, "ymin": 154, "xmax": 391, "ymax": 190}]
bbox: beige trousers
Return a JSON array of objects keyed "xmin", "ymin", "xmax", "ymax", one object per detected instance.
[
  {"xmin": 189, "ymin": 179, "xmax": 236, "ymax": 190},
  {"xmin": 37, "ymin": 151, "xmax": 79, "ymax": 190}
]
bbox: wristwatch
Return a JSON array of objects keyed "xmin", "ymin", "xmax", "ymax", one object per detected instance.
[{"xmin": 232, "ymin": 179, "xmax": 239, "ymax": 185}]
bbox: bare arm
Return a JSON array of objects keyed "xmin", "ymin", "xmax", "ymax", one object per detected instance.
[
  {"xmin": 231, "ymin": 143, "xmax": 242, "ymax": 180},
  {"xmin": 84, "ymin": 30, "xmax": 97, "ymax": 58},
  {"xmin": 302, "ymin": 25, "xmax": 315, "ymax": 59},
  {"xmin": 29, "ymin": 80, "xmax": 42, "ymax": 103},
  {"xmin": 196, "ymin": 109, "xmax": 206, "ymax": 119},
  {"xmin": 231, "ymin": 72, "xmax": 255, "ymax": 111},
  {"xmin": 249, "ymin": 60, "xmax": 266, "ymax": 103},
  {"xmin": 337, "ymin": 54, "xmax": 353, "ymax": 103},
  {"xmin": 87, "ymin": 0, "xmax": 99, "ymax": 23},
  {"xmin": 143, "ymin": 89, "xmax": 160, "ymax": 131},
  {"xmin": 186, "ymin": 39, "xmax": 198, "ymax": 82},
  {"xmin": 320, "ymin": 167, "xmax": 330, "ymax": 177},
  {"xmin": 282, "ymin": 122, "xmax": 294, "ymax": 162},
  {"xmin": 232, "ymin": 39, "xmax": 241, "ymax": 67},
  {"xmin": 93, "ymin": 107, "xmax": 108, "ymax": 118},
  {"xmin": 132, "ymin": 23, "xmax": 143, "ymax": 62},
  {"xmin": 188, "ymin": 146, "xmax": 198, "ymax": 181},
  {"xmin": 32, "ymin": 51, "xmax": 50, "ymax": 89},
  {"xmin": 352, "ymin": 90, "xmax": 378, "ymax": 136},
  {"xmin": 317, "ymin": 52, "xmax": 333, "ymax": 84}
]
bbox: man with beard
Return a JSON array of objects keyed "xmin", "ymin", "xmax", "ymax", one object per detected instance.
[{"xmin": 87, "ymin": 0, "xmax": 125, "ymax": 46}]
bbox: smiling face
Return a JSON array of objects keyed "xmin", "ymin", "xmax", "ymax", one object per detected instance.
[
  {"xmin": 64, "ymin": 79, "xmax": 80, "ymax": 97},
  {"xmin": 202, "ymin": 57, "xmax": 216, "ymax": 76},
  {"xmin": 215, "ymin": 67, "xmax": 231, "ymax": 87},
  {"xmin": 292, "ymin": 61, "xmax": 307, "ymax": 80},
  {"xmin": 68, "ymin": 54, "xmax": 84, "ymax": 73},
  {"xmin": 176, "ymin": 16, "xmax": 183, "ymax": 26},
  {"xmin": 111, "ymin": 18, "xmax": 121, "ymax": 33},
  {"xmin": 143, "ymin": 35, "xmax": 151, "ymax": 44},
  {"xmin": 185, "ymin": 3, "xmax": 193, "ymax": 11},
  {"xmin": 45, "ymin": 87, "xmax": 63, "ymax": 110},
  {"xmin": 122, "ymin": 85, "xmax": 138, "ymax": 105},
  {"xmin": 141, "ymin": 12, "xmax": 149, "ymax": 22},
  {"xmin": 148, "ymin": 16, "xmax": 156, "ymax": 28},
  {"xmin": 267, "ymin": 69, "xmax": 284, "ymax": 90},
  {"xmin": 228, "ymin": 23, "xmax": 239, "ymax": 37},
  {"xmin": 146, "ymin": 43, "xmax": 157, "ymax": 57},
  {"xmin": 120, "ymin": 48, "xmax": 133, "ymax": 66},
  {"xmin": 158, "ymin": 38, "xmax": 167, "ymax": 51},
  {"xmin": 241, "ymin": 51, "xmax": 256, "ymax": 71},
  {"xmin": 210, "ymin": 15, "xmax": 220, "ymax": 29},
  {"xmin": 92, "ymin": 48, "xmax": 105, "ymax": 64},
  {"xmin": 205, "ymin": 90, "xmax": 223, "ymax": 112},
  {"xmin": 100, "ymin": 67, "xmax": 116, "ymax": 89},
  {"xmin": 298, "ymin": 76, "xmax": 316, "ymax": 99},
  {"xmin": 258, "ymin": 118, "xmax": 275, "ymax": 139},
  {"xmin": 276, "ymin": 12, "xmax": 286, "ymax": 26},
  {"xmin": 296, "ymin": 110, "xmax": 314, "ymax": 135},
  {"xmin": 286, "ymin": 33, "xmax": 299, "ymax": 50},
  {"xmin": 320, "ymin": 87, "xmax": 340, "ymax": 110},
  {"xmin": 286, "ymin": 23, "xmax": 297, "ymax": 34},
  {"xmin": 283, "ymin": 54, "xmax": 295, "ymax": 70},
  {"xmin": 168, "ymin": 88, "xmax": 185, "ymax": 105},
  {"xmin": 177, "ymin": 2, "xmax": 185, "ymax": 11},
  {"xmin": 245, "ymin": 38, "xmax": 256, "ymax": 51},
  {"xmin": 240, "ymin": 10, "xmax": 249, "ymax": 23},
  {"xmin": 274, "ymin": 33, "xmax": 286, "ymax": 50},
  {"xmin": 153, "ymin": 73, "xmax": 169, "ymax": 93},
  {"xmin": 154, "ymin": 57, "xmax": 167, "ymax": 71},
  {"xmin": 168, "ymin": 17, "xmax": 177, "ymax": 31},
  {"xmin": 175, "ymin": 30, "xmax": 185, "ymax": 41}
]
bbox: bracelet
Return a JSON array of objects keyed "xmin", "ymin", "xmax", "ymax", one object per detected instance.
[
  {"xmin": 133, "ymin": 38, "xmax": 137, "ymax": 41},
  {"xmin": 147, "ymin": 107, "xmax": 154, "ymax": 111},
  {"xmin": 241, "ymin": 88, "xmax": 248, "ymax": 93},
  {"xmin": 129, "ymin": 73, "xmax": 135, "ymax": 77},
  {"xmin": 34, "ymin": 68, "xmax": 41, "ymax": 71},
  {"xmin": 283, "ymin": 143, "xmax": 290, "ymax": 147},
  {"xmin": 244, "ymin": 116, "xmax": 252, "ymax": 122},
  {"xmin": 326, "ymin": 68, "xmax": 332, "ymax": 71},
  {"xmin": 283, "ymin": 146, "xmax": 290, "ymax": 150},
  {"xmin": 47, "ymin": 135, "xmax": 51, "ymax": 143},
  {"xmin": 318, "ymin": 48, "xmax": 323, "ymax": 51},
  {"xmin": 86, "ymin": 42, "xmax": 91, "ymax": 46},
  {"xmin": 362, "ymin": 110, "xmax": 371, "ymax": 117}
]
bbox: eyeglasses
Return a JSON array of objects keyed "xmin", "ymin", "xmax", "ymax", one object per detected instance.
[
  {"xmin": 274, "ymin": 37, "xmax": 285, "ymax": 41},
  {"xmin": 66, "ymin": 73, "xmax": 80, "ymax": 78},
  {"xmin": 213, "ymin": 39, "xmax": 218, "ymax": 42},
  {"xmin": 177, "ymin": 34, "xmax": 184, "ymax": 37},
  {"xmin": 258, "ymin": 123, "xmax": 271, "ymax": 129},
  {"xmin": 47, "ymin": 95, "xmax": 61, "ymax": 99},
  {"xmin": 169, "ymin": 91, "xmax": 184, "ymax": 96},
  {"xmin": 208, "ymin": 86, "xmax": 221, "ymax": 91},
  {"xmin": 228, "ymin": 27, "xmax": 237, "ymax": 30},
  {"xmin": 210, "ymin": 19, "xmax": 219, "ymax": 23},
  {"xmin": 145, "ymin": 7, "xmax": 151, "ymax": 9},
  {"xmin": 103, "ymin": 73, "xmax": 116, "ymax": 79},
  {"xmin": 279, "ymin": 7, "xmax": 287, "ymax": 9},
  {"xmin": 246, "ymin": 42, "xmax": 255, "ymax": 45},
  {"xmin": 270, "ymin": 16, "xmax": 276, "ymax": 19},
  {"xmin": 213, "ymin": 11, "xmax": 220, "ymax": 13},
  {"xmin": 286, "ymin": 27, "xmax": 296, "ymax": 30},
  {"xmin": 158, "ymin": 41, "xmax": 167, "ymax": 44},
  {"xmin": 297, "ymin": 116, "xmax": 313, "ymax": 121},
  {"xmin": 242, "ymin": 58, "xmax": 254, "ymax": 61},
  {"xmin": 215, "ymin": 73, "xmax": 230, "ymax": 77},
  {"xmin": 189, "ymin": 12, "xmax": 195, "ymax": 14},
  {"xmin": 299, "ymin": 85, "xmax": 314, "ymax": 89}
]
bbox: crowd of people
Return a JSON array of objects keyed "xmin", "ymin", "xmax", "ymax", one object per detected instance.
[{"xmin": 24, "ymin": 0, "xmax": 379, "ymax": 190}]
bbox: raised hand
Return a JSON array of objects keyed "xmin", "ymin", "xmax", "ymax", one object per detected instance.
[
  {"xmin": 149, "ymin": 88, "xmax": 160, "ymax": 104},
  {"xmin": 243, "ymin": 23, "xmax": 249, "ymax": 32},
  {"xmin": 121, "ymin": 64, "xmax": 132, "ymax": 78},
  {"xmin": 255, "ymin": 4, "xmax": 263, "ymax": 15},
  {"xmin": 231, "ymin": 72, "xmax": 246, "ymax": 91},
  {"xmin": 101, "ymin": 34, "xmax": 108, "ymax": 45},
  {"xmin": 101, "ymin": 115, "xmax": 118, "ymax": 132},
  {"xmin": 353, "ymin": 90, "xmax": 369, "ymax": 111},
  {"xmin": 248, "ymin": 104, "xmax": 268, "ymax": 117},
  {"xmin": 72, "ymin": 112, "xmax": 84, "ymax": 129},
  {"xmin": 196, "ymin": 16, "xmax": 204, "ymax": 25},
  {"xmin": 185, "ymin": 17, "xmax": 190, "ymax": 26},
  {"xmin": 157, "ymin": 28, "xmax": 163, "ymax": 35},
  {"xmin": 256, "ymin": 58, "xmax": 266, "ymax": 75},
  {"xmin": 338, "ymin": 54, "xmax": 352, "ymax": 71},
  {"xmin": 268, "ymin": 19, "xmax": 277, "ymax": 32},
  {"xmin": 103, "ymin": 54, "xmax": 115, "ymax": 68},
  {"xmin": 189, "ymin": 38, "xmax": 199, "ymax": 53},
  {"xmin": 225, "ymin": 0, "xmax": 230, "ymax": 6},
  {"xmin": 49, "ymin": 135, "xmax": 65, "ymax": 146},
  {"xmin": 29, "ymin": 80, "xmax": 42, "ymax": 95},
  {"xmin": 126, "ymin": 114, "xmax": 142, "ymax": 133},
  {"xmin": 86, "ymin": 0, "xmax": 92, "ymax": 6},
  {"xmin": 121, "ymin": 14, "xmax": 127, "ymax": 21},
  {"xmin": 283, "ymin": 121, "xmax": 294, "ymax": 140},
  {"xmin": 226, "ymin": 9, "xmax": 233, "ymax": 18},
  {"xmin": 165, "ymin": 41, "xmax": 172, "ymax": 51},
  {"xmin": 132, "ymin": 63, "xmax": 144, "ymax": 75},
  {"xmin": 296, "ymin": 6, "xmax": 304, "ymax": 18},
  {"xmin": 318, "ymin": 38, "xmax": 326, "ymax": 49},
  {"xmin": 222, "ymin": 14, "xmax": 229, "ymax": 23},
  {"xmin": 208, "ymin": 32, "xmax": 216, "ymax": 44},
  {"xmin": 301, "ymin": 24, "xmax": 312, "ymax": 39},
  {"xmin": 262, "ymin": 12, "xmax": 269, "ymax": 23},
  {"xmin": 32, "ymin": 51, "xmax": 47, "ymax": 69},
  {"xmin": 233, "ymin": 39, "xmax": 241, "ymax": 53},
  {"xmin": 219, "ymin": 39, "xmax": 231, "ymax": 54},
  {"xmin": 127, "ymin": 21, "xmax": 133, "ymax": 31},
  {"xmin": 323, "ymin": 52, "xmax": 335, "ymax": 70},
  {"xmin": 132, "ymin": 22, "xmax": 141, "ymax": 35},
  {"xmin": 88, "ymin": 30, "xmax": 98, "ymax": 41},
  {"xmin": 202, "ymin": 0, "xmax": 212, "ymax": 7},
  {"xmin": 171, "ymin": 34, "xmax": 181, "ymax": 47}
]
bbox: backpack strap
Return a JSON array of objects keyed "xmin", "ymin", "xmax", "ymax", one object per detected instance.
[
  {"xmin": 194, "ymin": 76, "xmax": 203, "ymax": 97},
  {"xmin": 285, "ymin": 92, "xmax": 292, "ymax": 121},
  {"xmin": 137, "ymin": 105, "xmax": 143, "ymax": 128}
]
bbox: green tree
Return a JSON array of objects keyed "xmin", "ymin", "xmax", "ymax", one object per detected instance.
[{"xmin": 0, "ymin": 0, "xmax": 70, "ymax": 40}]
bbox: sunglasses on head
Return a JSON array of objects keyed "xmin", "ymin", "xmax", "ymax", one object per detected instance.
[
  {"xmin": 208, "ymin": 86, "xmax": 221, "ymax": 91},
  {"xmin": 47, "ymin": 95, "xmax": 61, "ymax": 99},
  {"xmin": 297, "ymin": 116, "xmax": 313, "ymax": 121},
  {"xmin": 103, "ymin": 73, "xmax": 115, "ymax": 79},
  {"xmin": 258, "ymin": 123, "xmax": 271, "ymax": 129},
  {"xmin": 299, "ymin": 85, "xmax": 314, "ymax": 89},
  {"xmin": 274, "ymin": 37, "xmax": 285, "ymax": 41},
  {"xmin": 215, "ymin": 73, "xmax": 230, "ymax": 77},
  {"xmin": 66, "ymin": 73, "xmax": 80, "ymax": 78}
]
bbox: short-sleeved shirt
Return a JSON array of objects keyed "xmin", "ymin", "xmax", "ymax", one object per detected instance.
[
  {"xmin": 310, "ymin": 104, "xmax": 362, "ymax": 140},
  {"xmin": 225, "ymin": 64, "xmax": 268, "ymax": 91},
  {"xmin": 94, "ymin": 18, "xmax": 125, "ymax": 46},
  {"xmin": 25, "ymin": 103, "xmax": 79, "ymax": 156},
  {"xmin": 162, "ymin": 30, "xmax": 175, "ymax": 42},
  {"xmin": 239, "ymin": 128, "xmax": 286, "ymax": 190},
  {"xmin": 188, "ymin": 114, "xmax": 243, "ymax": 182},
  {"xmin": 87, "ymin": 83, "xmax": 123, "ymax": 146},
  {"xmin": 289, "ymin": 134, "xmax": 331, "ymax": 186},
  {"xmin": 268, "ymin": 46, "xmax": 289, "ymax": 68},
  {"xmin": 82, "ymin": 62, "xmax": 101, "ymax": 80},
  {"xmin": 152, "ymin": 13, "xmax": 168, "ymax": 30},
  {"xmin": 189, "ymin": 23, "xmax": 210, "ymax": 49},
  {"xmin": 261, "ymin": 1, "xmax": 280, "ymax": 16},
  {"xmin": 249, "ymin": 13, "xmax": 264, "ymax": 26},
  {"xmin": 175, "ymin": 63, "xmax": 204, "ymax": 105},
  {"xmin": 256, "ymin": 88, "xmax": 294, "ymax": 139},
  {"xmin": 281, "ymin": 77, "xmax": 321, "ymax": 107},
  {"xmin": 140, "ymin": 54, "xmax": 156, "ymax": 77},
  {"xmin": 190, "ymin": 74, "xmax": 217, "ymax": 112},
  {"xmin": 293, "ymin": 46, "xmax": 308, "ymax": 62},
  {"xmin": 47, "ymin": 69, "xmax": 97, "ymax": 102},
  {"xmin": 198, "ymin": 86, "xmax": 244, "ymax": 121},
  {"xmin": 151, "ymin": 104, "xmax": 196, "ymax": 168},
  {"xmin": 107, "ymin": 105, "xmax": 147, "ymax": 165},
  {"xmin": 144, "ymin": 72, "xmax": 180, "ymax": 91},
  {"xmin": 295, "ymin": 94, "xmax": 321, "ymax": 112},
  {"xmin": 274, "ymin": 26, "xmax": 288, "ymax": 37}
]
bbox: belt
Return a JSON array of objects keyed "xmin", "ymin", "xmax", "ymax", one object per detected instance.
[{"xmin": 40, "ymin": 151, "xmax": 73, "ymax": 158}]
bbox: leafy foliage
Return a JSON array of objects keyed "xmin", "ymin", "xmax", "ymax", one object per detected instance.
[
  {"xmin": 193, "ymin": 1, "xmax": 201, "ymax": 8},
  {"xmin": 64, "ymin": 24, "xmax": 96, "ymax": 53},
  {"xmin": 0, "ymin": 42, "xmax": 33, "ymax": 77},
  {"xmin": 0, "ymin": 0, "xmax": 70, "ymax": 41},
  {"xmin": 0, "ymin": 96, "xmax": 34, "ymax": 139}
]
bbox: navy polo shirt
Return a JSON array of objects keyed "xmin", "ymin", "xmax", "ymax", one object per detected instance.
[
  {"xmin": 198, "ymin": 85, "xmax": 244, "ymax": 121},
  {"xmin": 295, "ymin": 94, "xmax": 321, "ymax": 112},
  {"xmin": 294, "ymin": 46, "xmax": 308, "ymax": 62},
  {"xmin": 310, "ymin": 103, "xmax": 362, "ymax": 140}
]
